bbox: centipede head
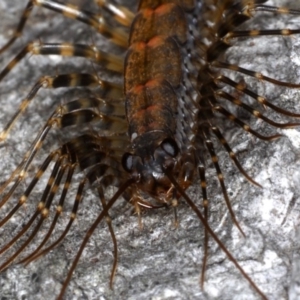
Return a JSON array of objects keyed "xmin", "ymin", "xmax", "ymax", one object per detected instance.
[{"xmin": 122, "ymin": 134, "xmax": 190, "ymax": 203}]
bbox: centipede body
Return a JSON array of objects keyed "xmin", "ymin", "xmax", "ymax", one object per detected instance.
[{"xmin": 1, "ymin": 0, "xmax": 300, "ymax": 299}]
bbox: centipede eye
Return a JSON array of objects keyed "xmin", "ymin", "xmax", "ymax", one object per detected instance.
[
  {"xmin": 122, "ymin": 152, "xmax": 134, "ymax": 173},
  {"xmin": 160, "ymin": 138, "xmax": 179, "ymax": 157}
]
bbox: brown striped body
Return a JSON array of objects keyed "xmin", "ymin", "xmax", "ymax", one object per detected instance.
[{"xmin": 123, "ymin": 1, "xmax": 198, "ymax": 200}]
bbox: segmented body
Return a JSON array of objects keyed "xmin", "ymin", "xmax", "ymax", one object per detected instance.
[{"xmin": 1, "ymin": 1, "xmax": 300, "ymax": 299}]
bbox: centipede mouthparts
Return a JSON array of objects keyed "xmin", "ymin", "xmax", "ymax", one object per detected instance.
[{"xmin": 1, "ymin": 0, "xmax": 300, "ymax": 299}]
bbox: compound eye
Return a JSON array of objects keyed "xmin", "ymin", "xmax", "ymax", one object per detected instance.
[
  {"xmin": 122, "ymin": 153, "xmax": 134, "ymax": 173},
  {"xmin": 160, "ymin": 138, "xmax": 179, "ymax": 157}
]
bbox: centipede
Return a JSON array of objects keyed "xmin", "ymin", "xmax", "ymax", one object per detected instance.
[{"xmin": 0, "ymin": 0, "xmax": 300, "ymax": 299}]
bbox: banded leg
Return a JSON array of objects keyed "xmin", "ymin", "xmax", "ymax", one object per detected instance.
[
  {"xmin": 0, "ymin": 155, "xmax": 66, "ymax": 271},
  {"xmin": 212, "ymin": 105, "xmax": 282, "ymax": 141},
  {"xmin": 23, "ymin": 176, "xmax": 88, "ymax": 266},
  {"xmin": 0, "ymin": 0, "xmax": 132, "ymax": 54},
  {"xmin": 215, "ymin": 90, "xmax": 300, "ymax": 129},
  {"xmin": 215, "ymin": 75, "xmax": 300, "ymax": 117},
  {"xmin": 20, "ymin": 160, "xmax": 126, "ymax": 265},
  {"xmin": 0, "ymin": 97, "xmax": 126, "ymax": 211},
  {"xmin": 19, "ymin": 164, "xmax": 76, "ymax": 265},
  {"xmin": 96, "ymin": 0, "xmax": 134, "ymax": 27},
  {"xmin": 224, "ymin": 1, "xmax": 300, "ymax": 41},
  {"xmin": 213, "ymin": 62, "xmax": 300, "ymax": 89},
  {"xmin": 0, "ymin": 121, "xmax": 55, "ymax": 206},
  {"xmin": 202, "ymin": 129, "xmax": 245, "ymax": 237},
  {"xmin": 0, "ymin": 150, "xmax": 59, "ymax": 218},
  {"xmin": 220, "ymin": 1, "xmax": 300, "ymax": 41},
  {"xmin": 0, "ymin": 42, "xmax": 124, "ymax": 81},
  {"xmin": 203, "ymin": 1, "xmax": 300, "ymax": 62},
  {"xmin": 0, "ymin": 73, "xmax": 123, "ymax": 142},
  {"xmin": 211, "ymin": 126, "xmax": 261, "ymax": 187}
]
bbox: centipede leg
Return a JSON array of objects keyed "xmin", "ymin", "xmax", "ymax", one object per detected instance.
[
  {"xmin": 0, "ymin": 73, "xmax": 123, "ymax": 141},
  {"xmin": 0, "ymin": 42, "xmax": 123, "ymax": 82},
  {"xmin": 215, "ymin": 75, "xmax": 300, "ymax": 117},
  {"xmin": 203, "ymin": 130, "xmax": 245, "ymax": 237},
  {"xmin": 214, "ymin": 61, "xmax": 300, "ymax": 89},
  {"xmin": 23, "ymin": 176, "xmax": 88, "ymax": 267},
  {"xmin": 0, "ymin": 150, "xmax": 59, "ymax": 219},
  {"xmin": 210, "ymin": 126, "xmax": 261, "ymax": 187},
  {"xmin": 0, "ymin": 116, "xmax": 56, "ymax": 200},
  {"xmin": 0, "ymin": 154, "xmax": 66, "ymax": 271},
  {"xmin": 213, "ymin": 105, "xmax": 282, "ymax": 141},
  {"xmin": 19, "ymin": 164, "xmax": 76, "ymax": 265},
  {"xmin": 216, "ymin": 90, "xmax": 300, "ymax": 129},
  {"xmin": 95, "ymin": 0, "xmax": 134, "ymax": 27},
  {"xmin": 0, "ymin": 0, "xmax": 130, "ymax": 53}
]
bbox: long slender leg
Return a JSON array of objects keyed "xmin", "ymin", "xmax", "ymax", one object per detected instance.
[
  {"xmin": 0, "ymin": 151, "xmax": 58, "ymax": 215},
  {"xmin": 0, "ymin": 0, "xmax": 131, "ymax": 54},
  {"xmin": 22, "ymin": 166, "xmax": 124, "ymax": 265},
  {"xmin": 212, "ymin": 105, "xmax": 282, "ymax": 141},
  {"xmin": 0, "ymin": 42, "xmax": 124, "ymax": 81},
  {"xmin": 0, "ymin": 73, "xmax": 123, "ymax": 142},
  {"xmin": 211, "ymin": 126, "xmax": 261, "ymax": 187},
  {"xmin": 22, "ymin": 176, "xmax": 87, "ymax": 265},
  {"xmin": 0, "ymin": 97, "xmax": 126, "ymax": 214},
  {"xmin": 222, "ymin": 2, "xmax": 300, "ymax": 41},
  {"xmin": 0, "ymin": 155, "xmax": 64, "ymax": 263},
  {"xmin": 213, "ymin": 62, "xmax": 300, "ymax": 89},
  {"xmin": 215, "ymin": 75, "xmax": 300, "ymax": 117},
  {"xmin": 95, "ymin": 0, "xmax": 134, "ymax": 27},
  {"xmin": 215, "ymin": 90, "xmax": 300, "ymax": 129},
  {"xmin": 0, "ymin": 162, "xmax": 68, "ymax": 272},
  {"xmin": 19, "ymin": 164, "xmax": 76, "ymax": 265},
  {"xmin": 202, "ymin": 129, "xmax": 245, "ymax": 237}
]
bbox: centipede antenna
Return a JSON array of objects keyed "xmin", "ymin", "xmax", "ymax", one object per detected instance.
[
  {"xmin": 1, "ymin": 0, "xmax": 300, "ymax": 298},
  {"xmin": 164, "ymin": 169, "xmax": 267, "ymax": 300},
  {"xmin": 97, "ymin": 186, "xmax": 118, "ymax": 289},
  {"xmin": 57, "ymin": 178, "xmax": 134, "ymax": 300},
  {"xmin": 198, "ymin": 166, "xmax": 209, "ymax": 289}
]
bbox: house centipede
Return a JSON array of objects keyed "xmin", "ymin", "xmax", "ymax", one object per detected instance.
[{"xmin": 1, "ymin": 0, "xmax": 300, "ymax": 299}]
